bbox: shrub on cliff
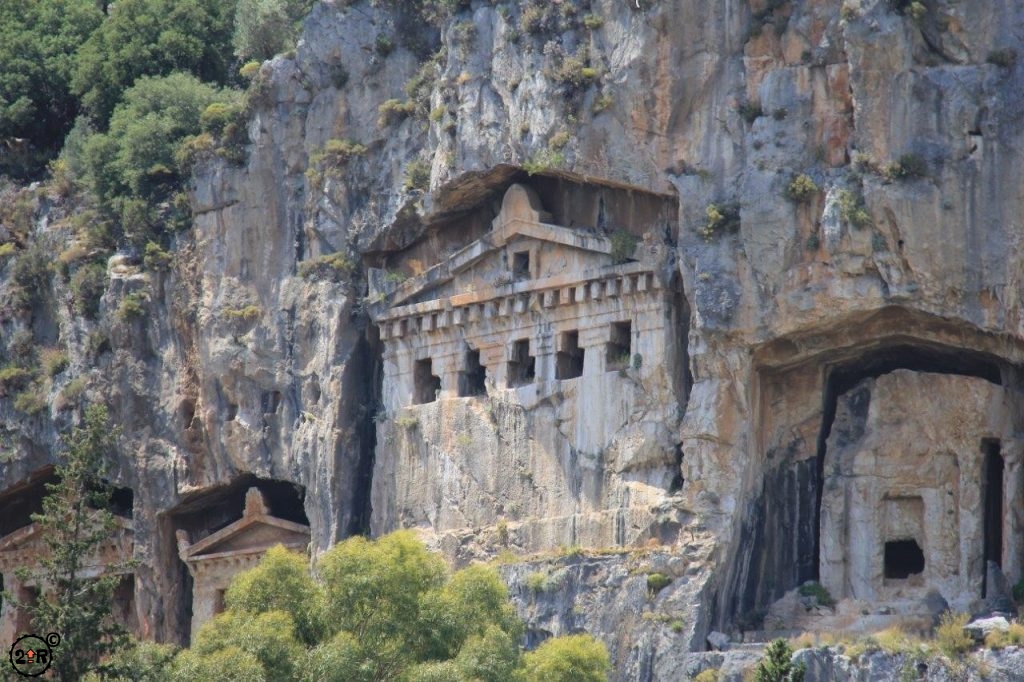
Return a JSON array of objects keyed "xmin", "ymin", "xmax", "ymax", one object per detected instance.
[
  {"xmin": 169, "ymin": 531, "xmax": 610, "ymax": 681},
  {"xmin": 81, "ymin": 73, "xmax": 233, "ymax": 245},
  {"xmin": 232, "ymin": 0, "xmax": 314, "ymax": 61}
]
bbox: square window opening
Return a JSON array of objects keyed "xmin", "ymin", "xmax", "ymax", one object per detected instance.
[
  {"xmin": 884, "ymin": 539, "xmax": 925, "ymax": 579},
  {"xmin": 507, "ymin": 339, "xmax": 535, "ymax": 387},
  {"xmin": 556, "ymin": 331, "xmax": 584, "ymax": 380},
  {"xmin": 459, "ymin": 349, "xmax": 487, "ymax": 397},
  {"xmin": 606, "ymin": 321, "xmax": 632, "ymax": 371},
  {"xmin": 414, "ymin": 358, "xmax": 441, "ymax": 404}
]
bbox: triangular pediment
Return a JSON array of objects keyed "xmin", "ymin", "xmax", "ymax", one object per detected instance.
[
  {"xmin": 0, "ymin": 516, "xmax": 132, "ymax": 554},
  {"xmin": 182, "ymin": 516, "xmax": 310, "ymax": 561},
  {"xmin": 369, "ymin": 184, "xmax": 620, "ymax": 314}
]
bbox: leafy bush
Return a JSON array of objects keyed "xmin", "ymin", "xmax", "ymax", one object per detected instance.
[
  {"xmin": 0, "ymin": 365, "xmax": 34, "ymax": 393},
  {"xmin": 378, "ymin": 98, "xmax": 417, "ymax": 127},
  {"xmin": 526, "ymin": 572, "xmax": 548, "ymax": 594},
  {"xmin": 583, "ymin": 14, "xmax": 604, "ymax": 29},
  {"xmin": 882, "ymin": 153, "xmax": 927, "ymax": 180},
  {"xmin": 297, "ymin": 252, "xmax": 354, "ymax": 282},
  {"xmin": 647, "ymin": 572, "xmax": 672, "ymax": 595},
  {"xmin": 985, "ymin": 621, "xmax": 1024, "ymax": 649},
  {"xmin": 223, "ymin": 305, "xmax": 262, "ymax": 323},
  {"xmin": 700, "ymin": 202, "xmax": 741, "ymax": 239},
  {"xmin": 84, "ymin": 73, "xmax": 229, "ymax": 211},
  {"xmin": 694, "ymin": 670, "xmax": 720, "ymax": 682},
  {"xmin": 754, "ymin": 639, "xmax": 805, "ymax": 682},
  {"xmin": 0, "ymin": 0, "xmax": 103, "ymax": 172},
  {"xmin": 797, "ymin": 581, "xmax": 834, "ymax": 608},
  {"xmin": 14, "ymin": 384, "xmax": 47, "ymax": 415},
  {"xmin": 10, "ymin": 244, "xmax": 51, "ymax": 308},
  {"xmin": 56, "ymin": 376, "xmax": 88, "ymax": 411},
  {"xmin": 170, "ymin": 531, "xmax": 605, "ymax": 680},
  {"xmin": 70, "ymin": 262, "xmax": 107, "ymax": 319},
  {"xmin": 403, "ymin": 159, "xmax": 431, "ymax": 192},
  {"xmin": 837, "ymin": 189, "xmax": 872, "ymax": 229},
  {"xmin": 786, "ymin": 174, "xmax": 819, "ymax": 202},
  {"xmin": 523, "ymin": 633, "xmax": 610, "ymax": 682},
  {"xmin": 935, "ymin": 612, "xmax": 973, "ymax": 658},
  {"xmin": 609, "ymin": 229, "xmax": 638, "ymax": 262},
  {"xmin": 143, "ymin": 242, "xmax": 172, "ymax": 271},
  {"xmin": 225, "ymin": 545, "xmax": 324, "ymax": 646},
  {"xmin": 0, "ymin": 242, "xmax": 15, "ymax": 258},
  {"xmin": 233, "ymin": 0, "xmax": 313, "ymax": 61},
  {"xmin": 117, "ymin": 292, "xmax": 148, "ymax": 321},
  {"xmin": 40, "ymin": 348, "xmax": 70, "ymax": 377},
  {"xmin": 72, "ymin": 0, "xmax": 235, "ymax": 125}
]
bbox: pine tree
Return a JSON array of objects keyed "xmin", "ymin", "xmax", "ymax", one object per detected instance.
[
  {"xmin": 754, "ymin": 638, "xmax": 806, "ymax": 682},
  {"xmin": 14, "ymin": 404, "xmax": 133, "ymax": 681}
]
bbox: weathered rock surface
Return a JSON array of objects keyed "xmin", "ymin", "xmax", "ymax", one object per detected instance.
[{"xmin": 2, "ymin": 0, "xmax": 1024, "ymax": 678}]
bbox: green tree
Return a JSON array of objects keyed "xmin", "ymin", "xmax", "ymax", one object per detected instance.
[
  {"xmin": 754, "ymin": 639, "xmax": 806, "ymax": 682},
  {"xmin": 81, "ymin": 72, "xmax": 232, "ymax": 245},
  {"xmin": 232, "ymin": 0, "xmax": 313, "ymax": 61},
  {"xmin": 523, "ymin": 634, "xmax": 611, "ymax": 682},
  {"xmin": 224, "ymin": 544, "xmax": 324, "ymax": 645},
  {"xmin": 0, "ymin": 0, "xmax": 103, "ymax": 172},
  {"xmin": 173, "ymin": 533, "xmax": 612, "ymax": 681},
  {"xmin": 71, "ymin": 0, "xmax": 236, "ymax": 125},
  {"xmin": 317, "ymin": 530, "xmax": 447, "ymax": 679},
  {"xmin": 11, "ymin": 404, "xmax": 133, "ymax": 681},
  {"xmin": 175, "ymin": 610, "xmax": 304, "ymax": 681}
]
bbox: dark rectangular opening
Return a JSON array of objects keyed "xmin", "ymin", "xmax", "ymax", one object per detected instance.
[
  {"xmin": 458, "ymin": 349, "xmax": 487, "ymax": 397},
  {"xmin": 513, "ymin": 251, "xmax": 530, "ymax": 280},
  {"xmin": 507, "ymin": 339, "xmax": 535, "ymax": 387},
  {"xmin": 15, "ymin": 585, "xmax": 39, "ymax": 635},
  {"xmin": 214, "ymin": 588, "xmax": 226, "ymax": 615},
  {"xmin": 606, "ymin": 320, "xmax": 632, "ymax": 371},
  {"xmin": 884, "ymin": 539, "xmax": 925, "ymax": 579},
  {"xmin": 556, "ymin": 331, "xmax": 584, "ymax": 380},
  {"xmin": 413, "ymin": 358, "xmax": 441, "ymax": 404},
  {"xmin": 983, "ymin": 439, "xmax": 1004, "ymax": 593}
]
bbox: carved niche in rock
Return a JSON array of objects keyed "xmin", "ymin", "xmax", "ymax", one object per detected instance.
[
  {"xmin": 820, "ymin": 370, "xmax": 1024, "ymax": 612},
  {"xmin": 176, "ymin": 487, "xmax": 310, "ymax": 641}
]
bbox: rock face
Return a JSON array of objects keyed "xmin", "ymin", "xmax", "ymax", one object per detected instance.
[
  {"xmin": 3, "ymin": 0, "xmax": 1024, "ymax": 678},
  {"xmin": 820, "ymin": 370, "xmax": 1023, "ymax": 613}
]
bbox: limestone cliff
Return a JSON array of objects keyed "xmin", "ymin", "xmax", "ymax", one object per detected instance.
[{"xmin": 2, "ymin": 0, "xmax": 1024, "ymax": 679}]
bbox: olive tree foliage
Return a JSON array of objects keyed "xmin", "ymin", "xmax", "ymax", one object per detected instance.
[
  {"xmin": 169, "ymin": 531, "xmax": 612, "ymax": 682},
  {"xmin": 71, "ymin": 0, "xmax": 236, "ymax": 125},
  {"xmin": 0, "ymin": 0, "xmax": 103, "ymax": 170},
  {"xmin": 231, "ymin": 0, "xmax": 313, "ymax": 61},
  {"xmin": 3, "ymin": 405, "xmax": 133, "ymax": 681},
  {"xmin": 80, "ymin": 72, "xmax": 235, "ymax": 247}
]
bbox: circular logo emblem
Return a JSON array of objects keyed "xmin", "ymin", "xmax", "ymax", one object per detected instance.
[{"xmin": 8, "ymin": 633, "xmax": 57, "ymax": 677}]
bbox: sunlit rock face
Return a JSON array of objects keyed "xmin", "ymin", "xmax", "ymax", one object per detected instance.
[{"xmin": 3, "ymin": 0, "xmax": 1024, "ymax": 677}]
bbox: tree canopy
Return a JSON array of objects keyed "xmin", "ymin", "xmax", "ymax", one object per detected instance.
[
  {"xmin": 0, "ymin": 0, "xmax": 103, "ymax": 169},
  {"xmin": 163, "ymin": 531, "xmax": 611, "ymax": 682},
  {"xmin": 71, "ymin": 0, "xmax": 236, "ymax": 126}
]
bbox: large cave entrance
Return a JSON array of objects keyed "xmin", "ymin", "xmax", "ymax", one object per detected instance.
[{"xmin": 721, "ymin": 312, "xmax": 1021, "ymax": 631}]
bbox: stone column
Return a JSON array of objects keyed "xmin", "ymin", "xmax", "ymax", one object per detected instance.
[{"xmin": 1003, "ymin": 439, "xmax": 1024, "ymax": 585}]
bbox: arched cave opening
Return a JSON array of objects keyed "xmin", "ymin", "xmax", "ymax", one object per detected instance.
[
  {"xmin": 723, "ymin": 339, "xmax": 1010, "ymax": 632},
  {"xmin": 884, "ymin": 539, "xmax": 925, "ymax": 579}
]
